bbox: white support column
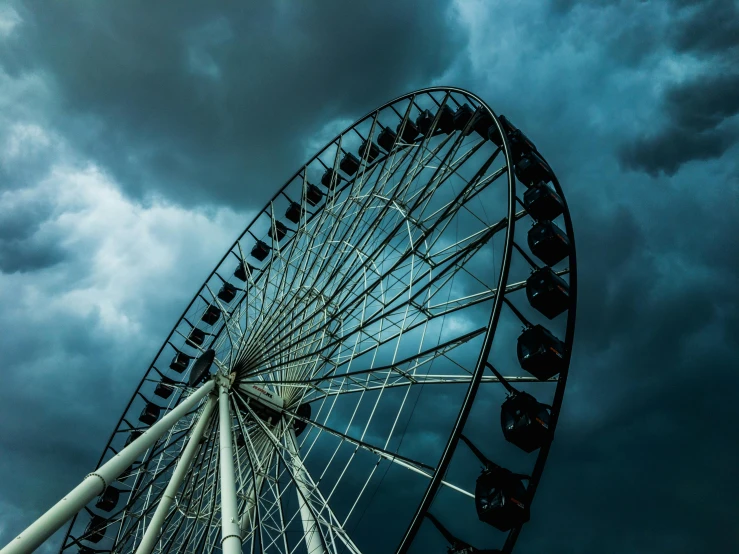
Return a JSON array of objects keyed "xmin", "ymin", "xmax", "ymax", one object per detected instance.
[
  {"xmin": 286, "ymin": 427, "xmax": 327, "ymax": 554},
  {"xmin": 134, "ymin": 393, "xmax": 218, "ymax": 554},
  {"xmin": 218, "ymin": 378, "xmax": 242, "ymax": 554},
  {"xmin": 0, "ymin": 379, "xmax": 216, "ymax": 554}
]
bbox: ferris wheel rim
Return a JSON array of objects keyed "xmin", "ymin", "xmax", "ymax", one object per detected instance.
[{"xmin": 51, "ymin": 86, "xmax": 577, "ymax": 554}]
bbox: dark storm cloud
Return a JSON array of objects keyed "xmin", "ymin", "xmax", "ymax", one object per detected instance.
[
  {"xmin": 4, "ymin": 0, "xmax": 464, "ymax": 208},
  {"xmin": 616, "ymin": 0, "xmax": 739, "ymax": 175},
  {"xmin": 620, "ymin": 72, "xmax": 739, "ymax": 176},
  {"xmin": 3, "ymin": 0, "xmax": 739, "ymax": 552},
  {"xmin": 0, "ymin": 196, "xmax": 66, "ymax": 272},
  {"xmin": 668, "ymin": 0, "xmax": 739, "ymax": 55}
]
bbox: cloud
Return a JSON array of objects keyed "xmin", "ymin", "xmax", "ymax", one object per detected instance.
[
  {"xmin": 3, "ymin": 0, "xmax": 466, "ymax": 208},
  {"xmin": 1, "ymin": 0, "xmax": 739, "ymax": 552}
]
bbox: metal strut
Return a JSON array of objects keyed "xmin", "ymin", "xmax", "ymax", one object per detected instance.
[{"xmin": 0, "ymin": 379, "xmax": 216, "ymax": 554}]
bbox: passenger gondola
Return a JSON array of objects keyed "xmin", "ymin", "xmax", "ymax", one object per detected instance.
[
  {"xmin": 154, "ymin": 375, "xmax": 176, "ymax": 399},
  {"xmin": 377, "ymin": 126, "xmax": 397, "ymax": 151},
  {"xmin": 83, "ymin": 515, "xmax": 107, "ymax": 544},
  {"xmin": 515, "ymin": 151, "xmax": 553, "ymax": 185},
  {"xmin": 526, "ymin": 267, "xmax": 570, "ymax": 319},
  {"xmin": 517, "ymin": 324, "xmax": 566, "ymax": 380},
  {"xmin": 95, "ymin": 486, "xmax": 120, "ymax": 512},
  {"xmin": 138, "ymin": 402, "xmax": 161, "ymax": 426},
  {"xmin": 523, "ymin": 180, "xmax": 564, "ymax": 222},
  {"xmin": 475, "ymin": 465, "xmax": 530, "ymax": 531},
  {"xmin": 217, "ymin": 282, "xmax": 237, "ymax": 303},
  {"xmin": 501, "ymin": 392, "xmax": 551, "ymax": 453},
  {"xmin": 169, "ymin": 352, "xmax": 190, "ymax": 373},
  {"xmin": 339, "ymin": 152, "xmax": 361, "ymax": 176},
  {"xmin": 285, "ymin": 201, "xmax": 305, "ymax": 224},
  {"xmin": 358, "ymin": 139, "xmax": 380, "ymax": 162},
  {"xmin": 251, "ymin": 240, "xmax": 270, "ymax": 261},
  {"xmin": 306, "ymin": 183, "xmax": 324, "ymax": 205},
  {"xmin": 320, "ymin": 169, "xmax": 342, "ymax": 189},
  {"xmin": 268, "ymin": 220, "xmax": 287, "ymax": 242},
  {"xmin": 186, "ymin": 327, "xmax": 206, "ymax": 348},
  {"xmin": 527, "ymin": 220, "xmax": 570, "ymax": 266},
  {"xmin": 397, "ymin": 119, "xmax": 420, "ymax": 142},
  {"xmin": 201, "ymin": 304, "xmax": 221, "ymax": 325}
]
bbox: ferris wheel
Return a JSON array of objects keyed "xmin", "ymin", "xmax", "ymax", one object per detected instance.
[{"xmin": 1, "ymin": 87, "xmax": 577, "ymax": 554}]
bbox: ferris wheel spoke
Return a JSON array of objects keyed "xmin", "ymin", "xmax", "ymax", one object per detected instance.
[
  {"xmin": 237, "ymin": 401, "xmax": 333, "ymax": 554},
  {"xmin": 286, "ymin": 406, "xmax": 434, "ymax": 474},
  {"xmin": 306, "ymin": 374, "xmax": 557, "ymax": 402},
  {"xmin": 249, "ymin": 325, "xmax": 486, "ymax": 393},
  {"xmin": 250, "ymin": 216, "xmax": 499, "ymax": 378},
  {"xmin": 133, "ymin": 394, "xmax": 218, "ymax": 554},
  {"xmin": 159, "ymin": 418, "xmax": 221, "ymax": 554},
  {"xmin": 114, "ymin": 411, "xmax": 218, "ymax": 553},
  {"xmin": 238, "ymin": 128, "xmax": 459, "ymax": 364}
]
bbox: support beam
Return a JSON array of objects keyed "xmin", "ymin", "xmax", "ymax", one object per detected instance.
[
  {"xmin": 218, "ymin": 378, "xmax": 242, "ymax": 554},
  {"xmin": 0, "ymin": 379, "xmax": 216, "ymax": 554},
  {"xmin": 135, "ymin": 393, "xmax": 218, "ymax": 554},
  {"xmin": 286, "ymin": 427, "xmax": 327, "ymax": 554}
]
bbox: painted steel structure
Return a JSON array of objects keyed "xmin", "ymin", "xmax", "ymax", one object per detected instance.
[{"xmin": 1, "ymin": 87, "xmax": 577, "ymax": 554}]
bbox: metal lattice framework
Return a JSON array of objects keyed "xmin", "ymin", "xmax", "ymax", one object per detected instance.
[{"xmin": 0, "ymin": 87, "xmax": 577, "ymax": 554}]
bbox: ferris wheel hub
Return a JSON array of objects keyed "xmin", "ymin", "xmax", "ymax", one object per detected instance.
[{"xmin": 237, "ymin": 382, "xmax": 284, "ymax": 424}]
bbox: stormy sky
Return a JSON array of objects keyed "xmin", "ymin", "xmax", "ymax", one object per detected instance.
[{"xmin": 1, "ymin": 0, "xmax": 738, "ymax": 553}]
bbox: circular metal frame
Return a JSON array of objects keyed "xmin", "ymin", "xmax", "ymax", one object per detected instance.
[{"xmin": 56, "ymin": 87, "xmax": 577, "ymax": 554}]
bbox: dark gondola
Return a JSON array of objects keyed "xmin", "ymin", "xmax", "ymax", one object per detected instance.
[
  {"xmin": 528, "ymin": 220, "xmax": 570, "ymax": 266},
  {"xmin": 437, "ymin": 104, "xmax": 456, "ymax": 134},
  {"xmin": 517, "ymin": 324, "xmax": 566, "ymax": 380},
  {"xmin": 339, "ymin": 152, "xmax": 361, "ymax": 176},
  {"xmin": 154, "ymin": 375, "xmax": 176, "ymax": 399},
  {"xmin": 201, "ymin": 304, "xmax": 221, "ymax": 325},
  {"xmin": 489, "ymin": 114, "xmax": 516, "ymax": 147},
  {"xmin": 292, "ymin": 402, "xmax": 311, "ymax": 437},
  {"xmin": 453, "ymin": 103, "xmax": 474, "ymax": 132},
  {"xmin": 306, "ymin": 183, "xmax": 324, "ymax": 205},
  {"xmin": 234, "ymin": 261, "xmax": 253, "ymax": 281},
  {"xmin": 416, "ymin": 109, "xmax": 436, "ymax": 136},
  {"xmin": 515, "ymin": 150, "xmax": 553, "ymax": 185},
  {"xmin": 285, "ymin": 201, "xmax": 305, "ymax": 224},
  {"xmin": 83, "ymin": 515, "xmax": 107, "ymax": 544},
  {"xmin": 475, "ymin": 465, "xmax": 530, "ymax": 531},
  {"xmin": 251, "ymin": 240, "xmax": 270, "ymax": 261},
  {"xmin": 526, "ymin": 267, "xmax": 570, "ymax": 319},
  {"xmin": 472, "ymin": 106, "xmax": 493, "ymax": 139},
  {"xmin": 139, "ymin": 403, "xmax": 161, "ymax": 426},
  {"xmin": 95, "ymin": 486, "xmax": 120, "ymax": 512},
  {"xmin": 217, "ymin": 282, "xmax": 237, "ymax": 303},
  {"xmin": 377, "ymin": 126, "xmax": 397, "ymax": 151},
  {"xmin": 124, "ymin": 430, "xmax": 142, "ymax": 447},
  {"xmin": 169, "ymin": 352, "xmax": 190, "ymax": 373},
  {"xmin": 320, "ymin": 169, "xmax": 343, "ymax": 189},
  {"xmin": 501, "ymin": 392, "xmax": 552, "ymax": 453},
  {"xmin": 523, "ymin": 180, "xmax": 564, "ymax": 222},
  {"xmin": 186, "ymin": 328, "xmax": 205, "ymax": 348},
  {"xmin": 396, "ymin": 119, "xmax": 420, "ymax": 142},
  {"xmin": 358, "ymin": 139, "xmax": 380, "ymax": 162},
  {"xmin": 268, "ymin": 220, "xmax": 287, "ymax": 242}
]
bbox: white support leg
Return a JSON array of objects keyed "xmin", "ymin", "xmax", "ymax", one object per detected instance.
[
  {"xmin": 218, "ymin": 379, "xmax": 242, "ymax": 554},
  {"xmin": 286, "ymin": 427, "xmax": 327, "ymax": 554},
  {"xmin": 0, "ymin": 379, "xmax": 216, "ymax": 554},
  {"xmin": 134, "ymin": 393, "xmax": 218, "ymax": 554}
]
